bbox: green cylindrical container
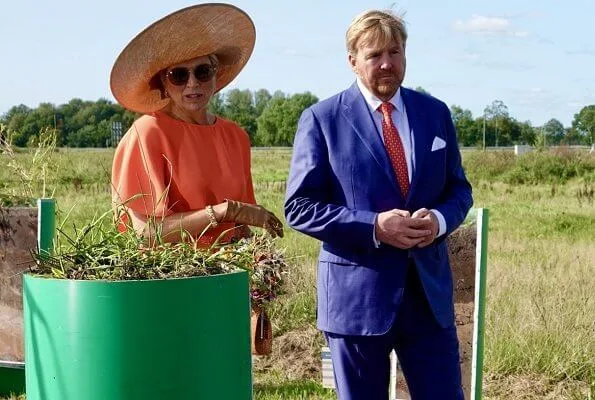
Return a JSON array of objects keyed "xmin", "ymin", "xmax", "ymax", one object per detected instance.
[
  {"xmin": 24, "ymin": 271, "xmax": 252, "ymax": 400},
  {"xmin": 0, "ymin": 362, "xmax": 25, "ymax": 396}
]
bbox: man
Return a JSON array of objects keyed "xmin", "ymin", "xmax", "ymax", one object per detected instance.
[{"xmin": 284, "ymin": 9, "xmax": 473, "ymax": 400}]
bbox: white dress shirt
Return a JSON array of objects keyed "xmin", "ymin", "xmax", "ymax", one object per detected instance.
[{"xmin": 355, "ymin": 79, "xmax": 447, "ymax": 242}]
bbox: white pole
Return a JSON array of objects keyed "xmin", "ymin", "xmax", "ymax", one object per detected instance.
[
  {"xmin": 482, "ymin": 112, "xmax": 486, "ymax": 150},
  {"xmin": 389, "ymin": 350, "xmax": 397, "ymax": 400}
]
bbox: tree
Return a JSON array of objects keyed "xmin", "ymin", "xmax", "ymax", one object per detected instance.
[
  {"xmin": 256, "ymin": 92, "xmax": 318, "ymax": 146},
  {"xmin": 517, "ymin": 121, "xmax": 537, "ymax": 145},
  {"xmin": 208, "ymin": 92, "xmax": 226, "ymax": 116},
  {"xmin": 3, "ymin": 105, "xmax": 31, "ymax": 146},
  {"xmin": 541, "ymin": 118, "xmax": 565, "ymax": 146},
  {"xmin": 450, "ymin": 106, "xmax": 479, "ymax": 146},
  {"xmin": 225, "ymin": 89, "xmax": 257, "ymax": 142},
  {"xmin": 254, "ymin": 89, "xmax": 272, "ymax": 117},
  {"xmin": 484, "ymin": 100, "xmax": 509, "ymax": 147},
  {"xmin": 414, "ymin": 86, "xmax": 431, "ymax": 96},
  {"xmin": 1, "ymin": 104, "xmax": 31, "ymax": 125},
  {"xmin": 16, "ymin": 103, "xmax": 58, "ymax": 147},
  {"xmin": 570, "ymin": 105, "xmax": 595, "ymax": 145}
]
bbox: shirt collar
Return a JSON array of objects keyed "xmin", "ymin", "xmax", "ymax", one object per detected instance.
[{"xmin": 356, "ymin": 78, "xmax": 404, "ymax": 114}]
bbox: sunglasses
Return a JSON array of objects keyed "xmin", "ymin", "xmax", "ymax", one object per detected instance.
[{"xmin": 165, "ymin": 63, "xmax": 217, "ymax": 86}]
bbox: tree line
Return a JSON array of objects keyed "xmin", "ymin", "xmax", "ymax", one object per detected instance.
[
  {"xmin": 453, "ymin": 100, "xmax": 594, "ymax": 147},
  {"xmin": 1, "ymin": 89, "xmax": 593, "ymax": 147},
  {"xmin": 0, "ymin": 89, "xmax": 318, "ymax": 148}
]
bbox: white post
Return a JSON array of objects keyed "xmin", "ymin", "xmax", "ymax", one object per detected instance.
[{"xmin": 389, "ymin": 350, "xmax": 397, "ymax": 399}]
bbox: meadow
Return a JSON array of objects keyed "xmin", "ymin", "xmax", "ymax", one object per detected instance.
[{"xmin": 1, "ymin": 147, "xmax": 594, "ymax": 399}]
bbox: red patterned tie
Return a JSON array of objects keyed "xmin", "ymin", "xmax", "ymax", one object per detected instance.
[{"xmin": 379, "ymin": 102, "xmax": 409, "ymax": 197}]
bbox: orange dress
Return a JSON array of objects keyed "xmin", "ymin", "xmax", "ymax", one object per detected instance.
[{"xmin": 111, "ymin": 111, "xmax": 256, "ymax": 246}]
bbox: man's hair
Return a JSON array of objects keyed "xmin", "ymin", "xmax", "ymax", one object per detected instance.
[{"xmin": 346, "ymin": 9, "xmax": 408, "ymax": 55}]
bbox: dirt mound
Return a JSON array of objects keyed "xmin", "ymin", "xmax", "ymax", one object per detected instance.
[
  {"xmin": 0, "ymin": 207, "xmax": 37, "ymax": 362},
  {"xmin": 0, "ymin": 304, "xmax": 23, "ymax": 361},
  {"xmin": 253, "ymin": 324, "xmax": 323, "ymax": 380},
  {"xmin": 450, "ymin": 223, "xmax": 477, "ymax": 304},
  {"xmin": 449, "ymin": 223, "xmax": 478, "ymax": 400}
]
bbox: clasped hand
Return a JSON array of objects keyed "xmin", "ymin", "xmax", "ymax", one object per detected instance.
[{"xmin": 375, "ymin": 208, "xmax": 438, "ymax": 249}]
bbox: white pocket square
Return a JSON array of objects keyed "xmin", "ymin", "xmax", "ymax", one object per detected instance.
[{"xmin": 431, "ymin": 136, "xmax": 446, "ymax": 151}]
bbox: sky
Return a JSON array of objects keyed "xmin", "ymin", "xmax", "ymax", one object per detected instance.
[{"xmin": 1, "ymin": 0, "xmax": 594, "ymax": 127}]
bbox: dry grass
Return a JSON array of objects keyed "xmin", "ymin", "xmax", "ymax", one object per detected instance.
[
  {"xmin": 478, "ymin": 181, "xmax": 595, "ymax": 389},
  {"xmin": 484, "ymin": 373, "xmax": 592, "ymax": 399}
]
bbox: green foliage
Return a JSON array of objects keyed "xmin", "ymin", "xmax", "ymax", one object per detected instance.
[
  {"xmin": 0, "ymin": 99, "xmax": 137, "ymax": 148},
  {"xmin": 542, "ymin": 118, "xmax": 565, "ymax": 146},
  {"xmin": 501, "ymin": 149, "xmax": 595, "ymax": 184},
  {"xmin": 414, "ymin": 86, "xmax": 431, "ymax": 95},
  {"xmin": 3, "ymin": 97, "xmax": 594, "ymax": 150},
  {"xmin": 224, "ymin": 88, "xmax": 259, "ymax": 140},
  {"xmin": 462, "ymin": 149, "xmax": 595, "ymax": 185},
  {"xmin": 463, "ymin": 151, "xmax": 517, "ymax": 182},
  {"xmin": 452, "ymin": 103, "xmax": 539, "ymax": 147},
  {"xmin": 2, "ymin": 90, "xmax": 318, "ymax": 148},
  {"xmin": 0, "ymin": 127, "xmax": 57, "ymax": 206},
  {"xmin": 254, "ymin": 380, "xmax": 335, "ymax": 399},
  {"xmin": 207, "ymin": 89, "xmax": 317, "ymax": 146},
  {"xmin": 570, "ymin": 104, "xmax": 595, "ymax": 145},
  {"xmin": 451, "ymin": 105, "xmax": 482, "ymax": 146},
  {"xmin": 256, "ymin": 92, "xmax": 318, "ymax": 146}
]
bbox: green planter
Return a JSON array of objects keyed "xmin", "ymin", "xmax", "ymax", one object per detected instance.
[
  {"xmin": 24, "ymin": 271, "xmax": 252, "ymax": 400},
  {"xmin": 0, "ymin": 361, "xmax": 25, "ymax": 397}
]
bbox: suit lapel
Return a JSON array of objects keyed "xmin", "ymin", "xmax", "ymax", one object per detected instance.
[
  {"xmin": 401, "ymin": 88, "xmax": 428, "ymax": 203},
  {"xmin": 341, "ymin": 83, "xmax": 401, "ymax": 198}
]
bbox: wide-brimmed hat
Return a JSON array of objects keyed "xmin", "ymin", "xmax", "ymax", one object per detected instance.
[{"xmin": 110, "ymin": 3, "xmax": 255, "ymax": 114}]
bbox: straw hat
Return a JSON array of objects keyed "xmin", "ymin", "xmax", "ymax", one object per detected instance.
[{"xmin": 110, "ymin": 3, "xmax": 255, "ymax": 114}]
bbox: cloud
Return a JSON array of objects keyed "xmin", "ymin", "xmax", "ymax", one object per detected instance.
[
  {"xmin": 453, "ymin": 15, "xmax": 528, "ymax": 37},
  {"xmin": 457, "ymin": 57, "xmax": 535, "ymax": 71},
  {"xmin": 456, "ymin": 52, "xmax": 480, "ymax": 61},
  {"xmin": 565, "ymin": 49, "xmax": 595, "ymax": 57},
  {"xmin": 281, "ymin": 48, "xmax": 299, "ymax": 56}
]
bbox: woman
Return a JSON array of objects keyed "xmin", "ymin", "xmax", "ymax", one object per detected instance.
[{"xmin": 110, "ymin": 4, "xmax": 283, "ymax": 246}]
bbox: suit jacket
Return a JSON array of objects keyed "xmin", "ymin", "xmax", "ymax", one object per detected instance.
[{"xmin": 284, "ymin": 83, "xmax": 473, "ymax": 335}]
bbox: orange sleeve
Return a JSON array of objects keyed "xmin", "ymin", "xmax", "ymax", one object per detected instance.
[
  {"xmin": 111, "ymin": 118, "xmax": 172, "ymax": 218},
  {"xmin": 241, "ymin": 127, "xmax": 256, "ymax": 205}
]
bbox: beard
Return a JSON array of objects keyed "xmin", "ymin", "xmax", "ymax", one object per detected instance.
[
  {"xmin": 377, "ymin": 82, "xmax": 398, "ymax": 96},
  {"xmin": 374, "ymin": 77, "xmax": 400, "ymax": 99}
]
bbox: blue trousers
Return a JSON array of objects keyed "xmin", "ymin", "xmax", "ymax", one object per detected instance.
[{"xmin": 324, "ymin": 265, "xmax": 464, "ymax": 400}]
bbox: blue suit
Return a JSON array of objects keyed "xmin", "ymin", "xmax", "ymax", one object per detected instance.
[{"xmin": 284, "ymin": 83, "xmax": 473, "ymax": 399}]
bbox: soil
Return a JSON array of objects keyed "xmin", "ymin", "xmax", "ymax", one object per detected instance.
[
  {"xmin": 253, "ymin": 324, "xmax": 323, "ymax": 380},
  {"xmin": 452, "ymin": 223, "xmax": 478, "ymax": 400},
  {"xmin": 0, "ymin": 207, "xmax": 37, "ymax": 362}
]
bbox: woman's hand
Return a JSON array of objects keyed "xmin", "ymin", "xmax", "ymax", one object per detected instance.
[{"xmin": 222, "ymin": 200, "xmax": 284, "ymax": 237}]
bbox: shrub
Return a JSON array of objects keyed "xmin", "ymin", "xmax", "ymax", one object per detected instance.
[{"xmin": 463, "ymin": 148, "xmax": 594, "ymax": 185}]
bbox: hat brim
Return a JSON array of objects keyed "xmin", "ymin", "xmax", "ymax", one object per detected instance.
[{"xmin": 110, "ymin": 3, "xmax": 255, "ymax": 114}]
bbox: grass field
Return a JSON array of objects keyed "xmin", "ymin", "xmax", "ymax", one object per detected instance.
[{"xmin": 1, "ymin": 147, "xmax": 594, "ymax": 399}]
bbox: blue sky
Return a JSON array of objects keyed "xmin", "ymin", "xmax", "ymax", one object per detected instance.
[{"xmin": 1, "ymin": 0, "xmax": 594, "ymax": 127}]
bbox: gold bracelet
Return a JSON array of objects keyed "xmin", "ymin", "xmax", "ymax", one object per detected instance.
[{"xmin": 205, "ymin": 205, "xmax": 218, "ymax": 227}]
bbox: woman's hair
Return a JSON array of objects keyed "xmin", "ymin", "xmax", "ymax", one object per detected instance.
[{"xmin": 346, "ymin": 9, "xmax": 407, "ymax": 55}]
